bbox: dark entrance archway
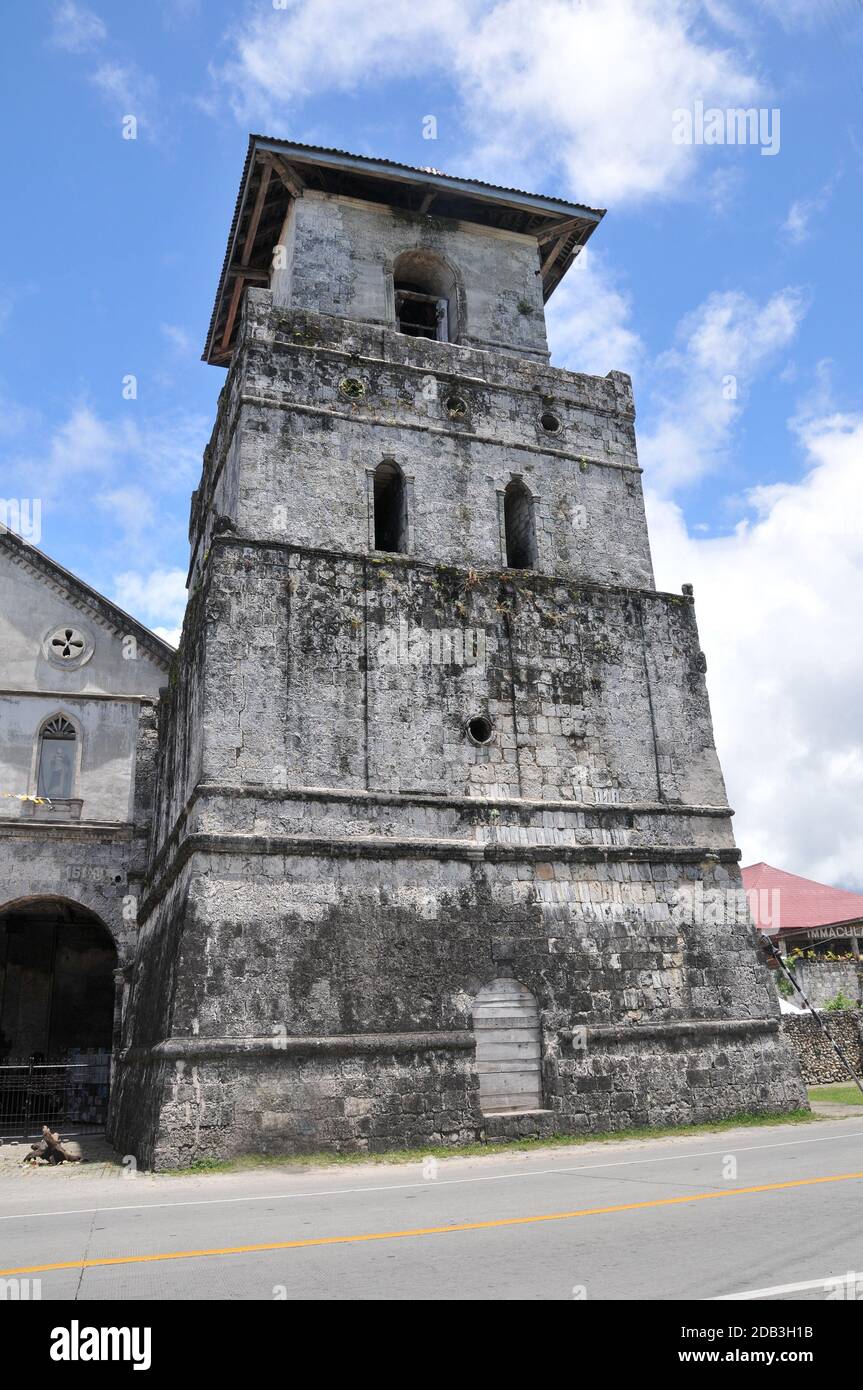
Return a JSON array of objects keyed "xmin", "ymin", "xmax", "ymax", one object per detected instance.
[{"xmin": 0, "ymin": 899, "xmax": 117, "ymax": 1137}]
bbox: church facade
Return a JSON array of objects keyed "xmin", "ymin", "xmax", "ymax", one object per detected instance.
[
  {"xmin": 0, "ymin": 528, "xmax": 169, "ymax": 1074},
  {"xmin": 3, "ymin": 139, "xmax": 806, "ymax": 1167}
]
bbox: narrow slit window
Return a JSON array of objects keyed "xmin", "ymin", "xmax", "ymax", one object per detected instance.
[
  {"xmin": 504, "ymin": 481, "xmax": 536, "ymax": 569},
  {"xmin": 373, "ymin": 462, "xmax": 407, "ymax": 553}
]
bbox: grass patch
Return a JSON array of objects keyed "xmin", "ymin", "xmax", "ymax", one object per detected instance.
[
  {"xmin": 180, "ymin": 1109, "xmax": 816, "ymax": 1176},
  {"xmin": 808, "ymin": 1083, "xmax": 863, "ymax": 1106}
]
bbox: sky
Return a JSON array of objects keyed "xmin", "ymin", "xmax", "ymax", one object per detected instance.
[{"xmin": 1, "ymin": 0, "xmax": 862, "ymax": 886}]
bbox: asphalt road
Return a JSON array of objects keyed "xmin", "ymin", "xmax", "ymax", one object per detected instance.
[{"xmin": 0, "ymin": 1117, "xmax": 861, "ymax": 1300}]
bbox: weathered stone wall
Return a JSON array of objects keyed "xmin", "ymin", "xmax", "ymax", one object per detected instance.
[
  {"xmin": 186, "ymin": 538, "xmax": 725, "ymax": 809},
  {"xmin": 272, "ymin": 192, "xmax": 550, "ymax": 360},
  {"xmin": 187, "ymin": 293, "xmax": 653, "ymax": 592},
  {"xmin": 113, "ymin": 812, "xmax": 806, "ymax": 1166},
  {"xmin": 0, "ymin": 826, "xmax": 143, "ymax": 965},
  {"xmin": 781, "ymin": 1010, "xmax": 863, "ymax": 1084},
  {"xmin": 111, "ymin": 243, "xmax": 806, "ymax": 1168},
  {"xmin": 120, "ymin": 1023, "xmax": 802, "ymax": 1170},
  {"xmin": 147, "ymin": 591, "xmax": 205, "ymax": 858},
  {"xmin": 791, "ymin": 959, "xmax": 862, "ymax": 1010}
]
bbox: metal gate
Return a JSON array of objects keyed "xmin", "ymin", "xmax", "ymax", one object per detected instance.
[{"xmin": 0, "ymin": 1057, "xmax": 110, "ymax": 1140}]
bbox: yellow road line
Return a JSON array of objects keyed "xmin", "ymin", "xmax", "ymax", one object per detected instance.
[{"xmin": 2, "ymin": 1169, "xmax": 861, "ymax": 1278}]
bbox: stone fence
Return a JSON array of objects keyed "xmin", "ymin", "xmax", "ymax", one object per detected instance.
[
  {"xmin": 789, "ymin": 959, "xmax": 861, "ymax": 1010},
  {"xmin": 780, "ymin": 1009, "xmax": 863, "ymax": 1085}
]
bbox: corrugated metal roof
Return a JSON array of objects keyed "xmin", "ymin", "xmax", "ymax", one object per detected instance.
[
  {"xmin": 203, "ymin": 136, "xmax": 258, "ymax": 362},
  {"xmin": 247, "ymin": 135, "xmax": 606, "ymax": 217},
  {"xmin": 743, "ymin": 862, "xmax": 863, "ymax": 933}
]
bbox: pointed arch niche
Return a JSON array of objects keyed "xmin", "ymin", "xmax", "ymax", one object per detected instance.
[{"xmin": 35, "ymin": 713, "xmax": 80, "ymax": 801}]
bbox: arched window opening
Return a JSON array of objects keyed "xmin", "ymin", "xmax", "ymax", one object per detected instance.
[
  {"xmin": 373, "ymin": 462, "xmax": 407, "ymax": 554},
  {"xmin": 36, "ymin": 716, "xmax": 77, "ymax": 800},
  {"xmin": 504, "ymin": 481, "xmax": 537, "ymax": 569},
  {"xmin": 472, "ymin": 976, "xmax": 543, "ymax": 1114},
  {"xmin": 392, "ymin": 250, "xmax": 458, "ymax": 343}
]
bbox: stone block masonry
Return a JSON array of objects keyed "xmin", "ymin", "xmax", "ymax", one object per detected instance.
[
  {"xmin": 791, "ymin": 959, "xmax": 861, "ymax": 1010},
  {"xmin": 781, "ymin": 1011, "xmax": 863, "ymax": 1085},
  {"xmin": 111, "ymin": 520, "xmax": 806, "ymax": 1164},
  {"xmin": 110, "ymin": 192, "xmax": 806, "ymax": 1165}
]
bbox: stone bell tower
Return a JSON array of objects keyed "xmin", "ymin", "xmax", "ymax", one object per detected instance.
[{"xmin": 111, "ymin": 138, "xmax": 805, "ymax": 1168}]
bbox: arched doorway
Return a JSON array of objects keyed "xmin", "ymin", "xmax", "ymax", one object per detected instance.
[
  {"xmin": 472, "ymin": 975, "xmax": 543, "ymax": 1114},
  {"xmin": 0, "ymin": 899, "xmax": 117, "ymax": 1136}
]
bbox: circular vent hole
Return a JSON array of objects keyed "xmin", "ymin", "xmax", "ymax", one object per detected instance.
[
  {"xmin": 540, "ymin": 411, "xmax": 562, "ymax": 434},
  {"xmin": 445, "ymin": 395, "xmax": 468, "ymax": 419},
  {"xmin": 467, "ymin": 715, "xmax": 494, "ymax": 745},
  {"xmin": 339, "ymin": 376, "xmax": 366, "ymax": 399}
]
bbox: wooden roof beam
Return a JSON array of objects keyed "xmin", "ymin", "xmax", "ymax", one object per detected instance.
[
  {"xmin": 537, "ymin": 214, "xmax": 588, "ymax": 244},
  {"xmin": 220, "ymin": 161, "xmax": 273, "ymax": 352},
  {"xmin": 227, "ymin": 264, "xmax": 271, "ymax": 281},
  {"xmin": 261, "ymin": 153, "xmax": 306, "ymax": 199},
  {"xmin": 539, "ymin": 233, "xmax": 570, "ymax": 277},
  {"xmin": 240, "ymin": 162, "xmax": 273, "ymax": 267}
]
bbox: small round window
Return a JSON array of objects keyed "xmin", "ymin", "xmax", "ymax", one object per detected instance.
[
  {"xmin": 466, "ymin": 715, "xmax": 494, "ymax": 745},
  {"xmin": 445, "ymin": 395, "xmax": 469, "ymax": 420},
  {"xmin": 540, "ymin": 411, "xmax": 562, "ymax": 434},
  {"xmin": 339, "ymin": 376, "xmax": 366, "ymax": 399},
  {"xmin": 42, "ymin": 624, "xmax": 94, "ymax": 668}
]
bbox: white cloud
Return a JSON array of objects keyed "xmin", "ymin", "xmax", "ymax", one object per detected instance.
[
  {"xmin": 7, "ymin": 404, "xmax": 207, "ymax": 501},
  {"xmin": 0, "ymin": 391, "xmax": 38, "ymax": 440},
  {"xmin": 96, "ymin": 485, "xmax": 157, "ymax": 536},
  {"xmin": 114, "ymin": 568, "xmax": 188, "ymax": 634},
  {"xmin": 162, "ymin": 0, "xmax": 200, "ymax": 22},
  {"xmin": 647, "ymin": 410, "xmax": 863, "ymax": 888},
  {"xmin": 780, "ymin": 178, "xmax": 838, "ymax": 245},
  {"xmin": 50, "ymin": 1, "xmax": 107, "ymax": 53},
  {"xmin": 214, "ymin": 0, "xmax": 766, "ymax": 205},
  {"xmin": 781, "ymin": 199, "xmax": 813, "ymax": 244},
  {"xmin": 546, "ymin": 250, "xmax": 642, "ymax": 378},
  {"xmin": 703, "ymin": 164, "xmax": 746, "ymax": 216},
  {"xmin": 24, "ymin": 405, "xmax": 119, "ymax": 491},
  {"xmin": 639, "ymin": 288, "xmax": 807, "ymax": 492},
  {"xmin": 48, "ymin": 5, "xmax": 161, "ymax": 138},
  {"xmin": 160, "ymin": 323, "xmax": 194, "ymax": 356},
  {"xmin": 91, "ymin": 62, "xmax": 159, "ymax": 137},
  {"xmin": 756, "ymin": 0, "xmax": 824, "ymax": 31}
]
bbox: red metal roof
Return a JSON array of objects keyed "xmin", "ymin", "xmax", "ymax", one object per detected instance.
[{"xmin": 742, "ymin": 862, "xmax": 863, "ymax": 934}]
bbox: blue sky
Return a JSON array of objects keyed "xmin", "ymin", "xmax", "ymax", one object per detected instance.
[{"xmin": 2, "ymin": 1, "xmax": 862, "ymax": 884}]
